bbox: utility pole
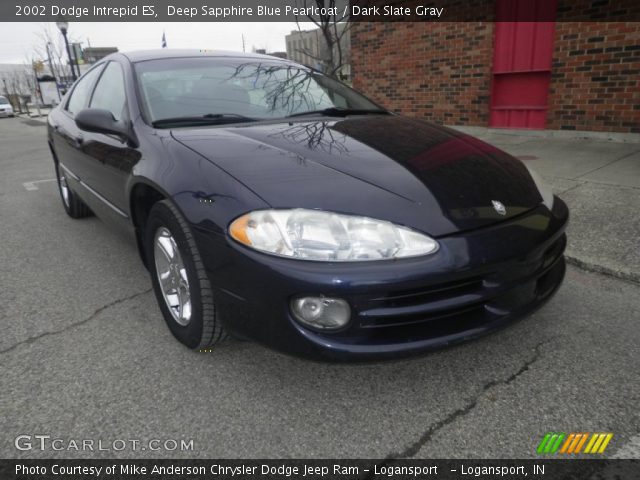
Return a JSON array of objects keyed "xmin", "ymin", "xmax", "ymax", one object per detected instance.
[{"xmin": 242, "ymin": 34, "xmax": 246, "ymax": 53}]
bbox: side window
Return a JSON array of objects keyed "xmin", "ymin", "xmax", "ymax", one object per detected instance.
[
  {"xmin": 66, "ymin": 66, "xmax": 104, "ymax": 116},
  {"xmin": 90, "ymin": 62, "xmax": 127, "ymax": 121}
]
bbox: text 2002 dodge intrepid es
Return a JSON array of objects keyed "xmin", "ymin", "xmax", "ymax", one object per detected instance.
[{"xmin": 47, "ymin": 50, "xmax": 568, "ymax": 361}]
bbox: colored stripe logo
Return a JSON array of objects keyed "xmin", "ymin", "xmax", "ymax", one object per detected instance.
[{"xmin": 537, "ymin": 433, "xmax": 613, "ymax": 454}]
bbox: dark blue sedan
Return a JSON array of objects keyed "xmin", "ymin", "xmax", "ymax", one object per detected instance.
[{"xmin": 47, "ymin": 50, "xmax": 568, "ymax": 361}]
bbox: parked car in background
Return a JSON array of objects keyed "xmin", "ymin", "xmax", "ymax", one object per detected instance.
[
  {"xmin": 0, "ymin": 96, "xmax": 15, "ymax": 117},
  {"xmin": 46, "ymin": 50, "xmax": 568, "ymax": 361}
]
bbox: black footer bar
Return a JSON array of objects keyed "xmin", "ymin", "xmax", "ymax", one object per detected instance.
[{"xmin": 2, "ymin": 459, "xmax": 640, "ymax": 480}]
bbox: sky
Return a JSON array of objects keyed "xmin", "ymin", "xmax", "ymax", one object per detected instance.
[{"xmin": 0, "ymin": 22, "xmax": 306, "ymax": 64}]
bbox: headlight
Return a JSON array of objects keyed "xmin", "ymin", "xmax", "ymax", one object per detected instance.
[
  {"xmin": 524, "ymin": 163, "xmax": 554, "ymax": 210},
  {"xmin": 229, "ymin": 209, "xmax": 439, "ymax": 261}
]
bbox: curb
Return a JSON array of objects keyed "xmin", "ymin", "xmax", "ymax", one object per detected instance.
[
  {"xmin": 566, "ymin": 255, "xmax": 640, "ymax": 286},
  {"xmin": 449, "ymin": 125, "xmax": 640, "ymax": 144},
  {"xmin": 18, "ymin": 115, "xmax": 48, "ymax": 125},
  {"xmin": 17, "ymin": 114, "xmax": 49, "ymax": 119}
]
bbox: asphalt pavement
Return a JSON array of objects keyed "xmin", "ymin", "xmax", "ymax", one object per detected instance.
[{"xmin": 1, "ymin": 116, "xmax": 639, "ymax": 459}]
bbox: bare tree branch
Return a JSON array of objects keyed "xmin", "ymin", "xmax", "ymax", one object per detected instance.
[
  {"xmin": 32, "ymin": 22, "xmax": 77, "ymax": 86},
  {"xmin": 292, "ymin": 0, "xmax": 350, "ymax": 79}
]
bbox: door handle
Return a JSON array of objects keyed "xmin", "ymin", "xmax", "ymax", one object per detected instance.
[{"xmin": 74, "ymin": 136, "xmax": 84, "ymax": 147}]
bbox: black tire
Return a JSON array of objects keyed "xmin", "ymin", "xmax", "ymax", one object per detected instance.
[
  {"xmin": 145, "ymin": 199, "xmax": 227, "ymax": 350},
  {"xmin": 55, "ymin": 162, "xmax": 92, "ymax": 218}
]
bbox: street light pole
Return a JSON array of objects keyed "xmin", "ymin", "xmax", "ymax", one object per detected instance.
[
  {"xmin": 70, "ymin": 43, "xmax": 82, "ymax": 78},
  {"xmin": 56, "ymin": 21, "xmax": 77, "ymax": 82},
  {"xmin": 46, "ymin": 42, "xmax": 62, "ymax": 101}
]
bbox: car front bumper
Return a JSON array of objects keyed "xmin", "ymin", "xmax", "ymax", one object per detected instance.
[
  {"xmin": 193, "ymin": 198, "xmax": 569, "ymax": 361},
  {"xmin": 0, "ymin": 110, "xmax": 14, "ymax": 117}
]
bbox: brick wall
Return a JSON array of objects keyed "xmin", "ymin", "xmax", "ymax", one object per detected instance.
[
  {"xmin": 351, "ymin": 22, "xmax": 494, "ymax": 126},
  {"xmin": 548, "ymin": 22, "xmax": 639, "ymax": 133},
  {"xmin": 351, "ymin": 21, "xmax": 639, "ymax": 133}
]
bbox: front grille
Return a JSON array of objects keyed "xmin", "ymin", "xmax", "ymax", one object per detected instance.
[
  {"xmin": 360, "ymin": 302, "xmax": 486, "ymax": 329},
  {"xmin": 373, "ymin": 276, "xmax": 485, "ymax": 308},
  {"xmin": 354, "ymin": 234, "xmax": 566, "ymax": 332},
  {"xmin": 542, "ymin": 235, "xmax": 566, "ymax": 270},
  {"xmin": 352, "ymin": 301, "xmax": 493, "ymax": 344},
  {"xmin": 358, "ymin": 275, "xmax": 487, "ymax": 329}
]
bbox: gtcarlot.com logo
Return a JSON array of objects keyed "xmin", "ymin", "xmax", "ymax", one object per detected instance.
[
  {"xmin": 14, "ymin": 435, "xmax": 194, "ymax": 452},
  {"xmin": 537, "ymin": 432, "xmax": 613, "ymax": 455}
]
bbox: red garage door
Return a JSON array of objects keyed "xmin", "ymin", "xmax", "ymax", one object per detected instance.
[{"xmin": 490, "ymin": 0, "xmax": 557, "ymax": 129}]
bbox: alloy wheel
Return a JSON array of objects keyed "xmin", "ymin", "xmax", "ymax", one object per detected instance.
[
  {"xmin": 154, "ymin": 227, "xmax": 192, "ymax": 326},
  {"xmin": 58, "ymin": 171, "xmax": 70, "ymax": 208}
]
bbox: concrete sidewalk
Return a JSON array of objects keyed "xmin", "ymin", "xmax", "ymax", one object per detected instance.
[
  {"xmin": 454, "ymin": 126, "xmax": 640, "ymax": 284},
  {"xmin": 16, "ymin": 106, "xmax": 52, "ymax": 119}
]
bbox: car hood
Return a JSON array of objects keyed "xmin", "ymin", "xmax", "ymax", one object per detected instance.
[{"xmin": 171, "ymin": 116, "xmax": 542, "ymax": 237}]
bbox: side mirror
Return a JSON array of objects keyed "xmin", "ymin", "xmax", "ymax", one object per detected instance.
[{"xmin": 75, "ymin": 108, "xmax": 138, "ymax": 147}]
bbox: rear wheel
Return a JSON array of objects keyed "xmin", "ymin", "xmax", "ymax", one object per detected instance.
[
  {"xmin": 145, "ymin": 200, "xmax": 227, "ymax": 350},
  {"xmin": 55, "ymin": 162, "xmax": 92, "ymax": 218}
]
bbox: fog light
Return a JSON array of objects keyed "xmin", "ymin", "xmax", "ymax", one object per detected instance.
[{"xmin": 290, "ymin": 296, "xmax": 351, "ymax": 330}]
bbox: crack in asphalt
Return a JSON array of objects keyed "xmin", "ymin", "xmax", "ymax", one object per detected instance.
[
  {"xmin": 367, "ymin": 339, "xmax": 551, "ymax": 467},
  {"xmin": 574, "ymin": 148, "xmax": 640, "ymax": 180},
  {"xmin": 556, "ymin": 181, "xmax": 587, "ymax": 195},
  {"xmin": 0, "ymin": 288, "xmax": 152, "ymax": 356}
]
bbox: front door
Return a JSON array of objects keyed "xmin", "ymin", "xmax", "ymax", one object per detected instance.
[{"xmin": 81, "ymin": 60, "xmax": 140, "ymax": 216}]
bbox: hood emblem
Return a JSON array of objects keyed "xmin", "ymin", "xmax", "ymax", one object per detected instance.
[{"xmin": 492, "ymin": 200, "xmax": 507, "ymax": 216}]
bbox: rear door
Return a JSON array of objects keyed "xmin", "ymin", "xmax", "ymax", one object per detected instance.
[{"xmin": 51, "ymin": 64, "xmax": 105, "ymax": 182}]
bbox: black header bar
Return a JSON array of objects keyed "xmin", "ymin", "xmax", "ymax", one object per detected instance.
[{"xmin": 2, "ymin": 0, "xmax": 640, "ymax": 22}]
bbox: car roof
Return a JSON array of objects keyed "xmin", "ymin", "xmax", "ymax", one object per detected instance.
[{"xmin": 116, "ymin": 49, "xmax": 294, "ymax": 64}]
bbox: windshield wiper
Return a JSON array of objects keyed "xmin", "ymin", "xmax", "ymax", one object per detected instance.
[
  {"xmin": 286, "ymin": 107, "xmax": 389, "ymax": 118},
  {"xmin": 152, "ymin": 113, "xmax": 257, "ymax": 128}
]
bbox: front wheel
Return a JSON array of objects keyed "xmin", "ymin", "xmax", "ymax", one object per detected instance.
[{"xmin": 145, "ymin": 200, "xmax": 227, "ymax": 350}]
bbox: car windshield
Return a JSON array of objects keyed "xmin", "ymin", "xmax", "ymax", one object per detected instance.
[
  {"xmin": 134, "ymin": 57, "xmax": 385, "ymax": 125},
  {"xmin": 0, "ymin": 96, "xmax": 9, "ymax": 105}
]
